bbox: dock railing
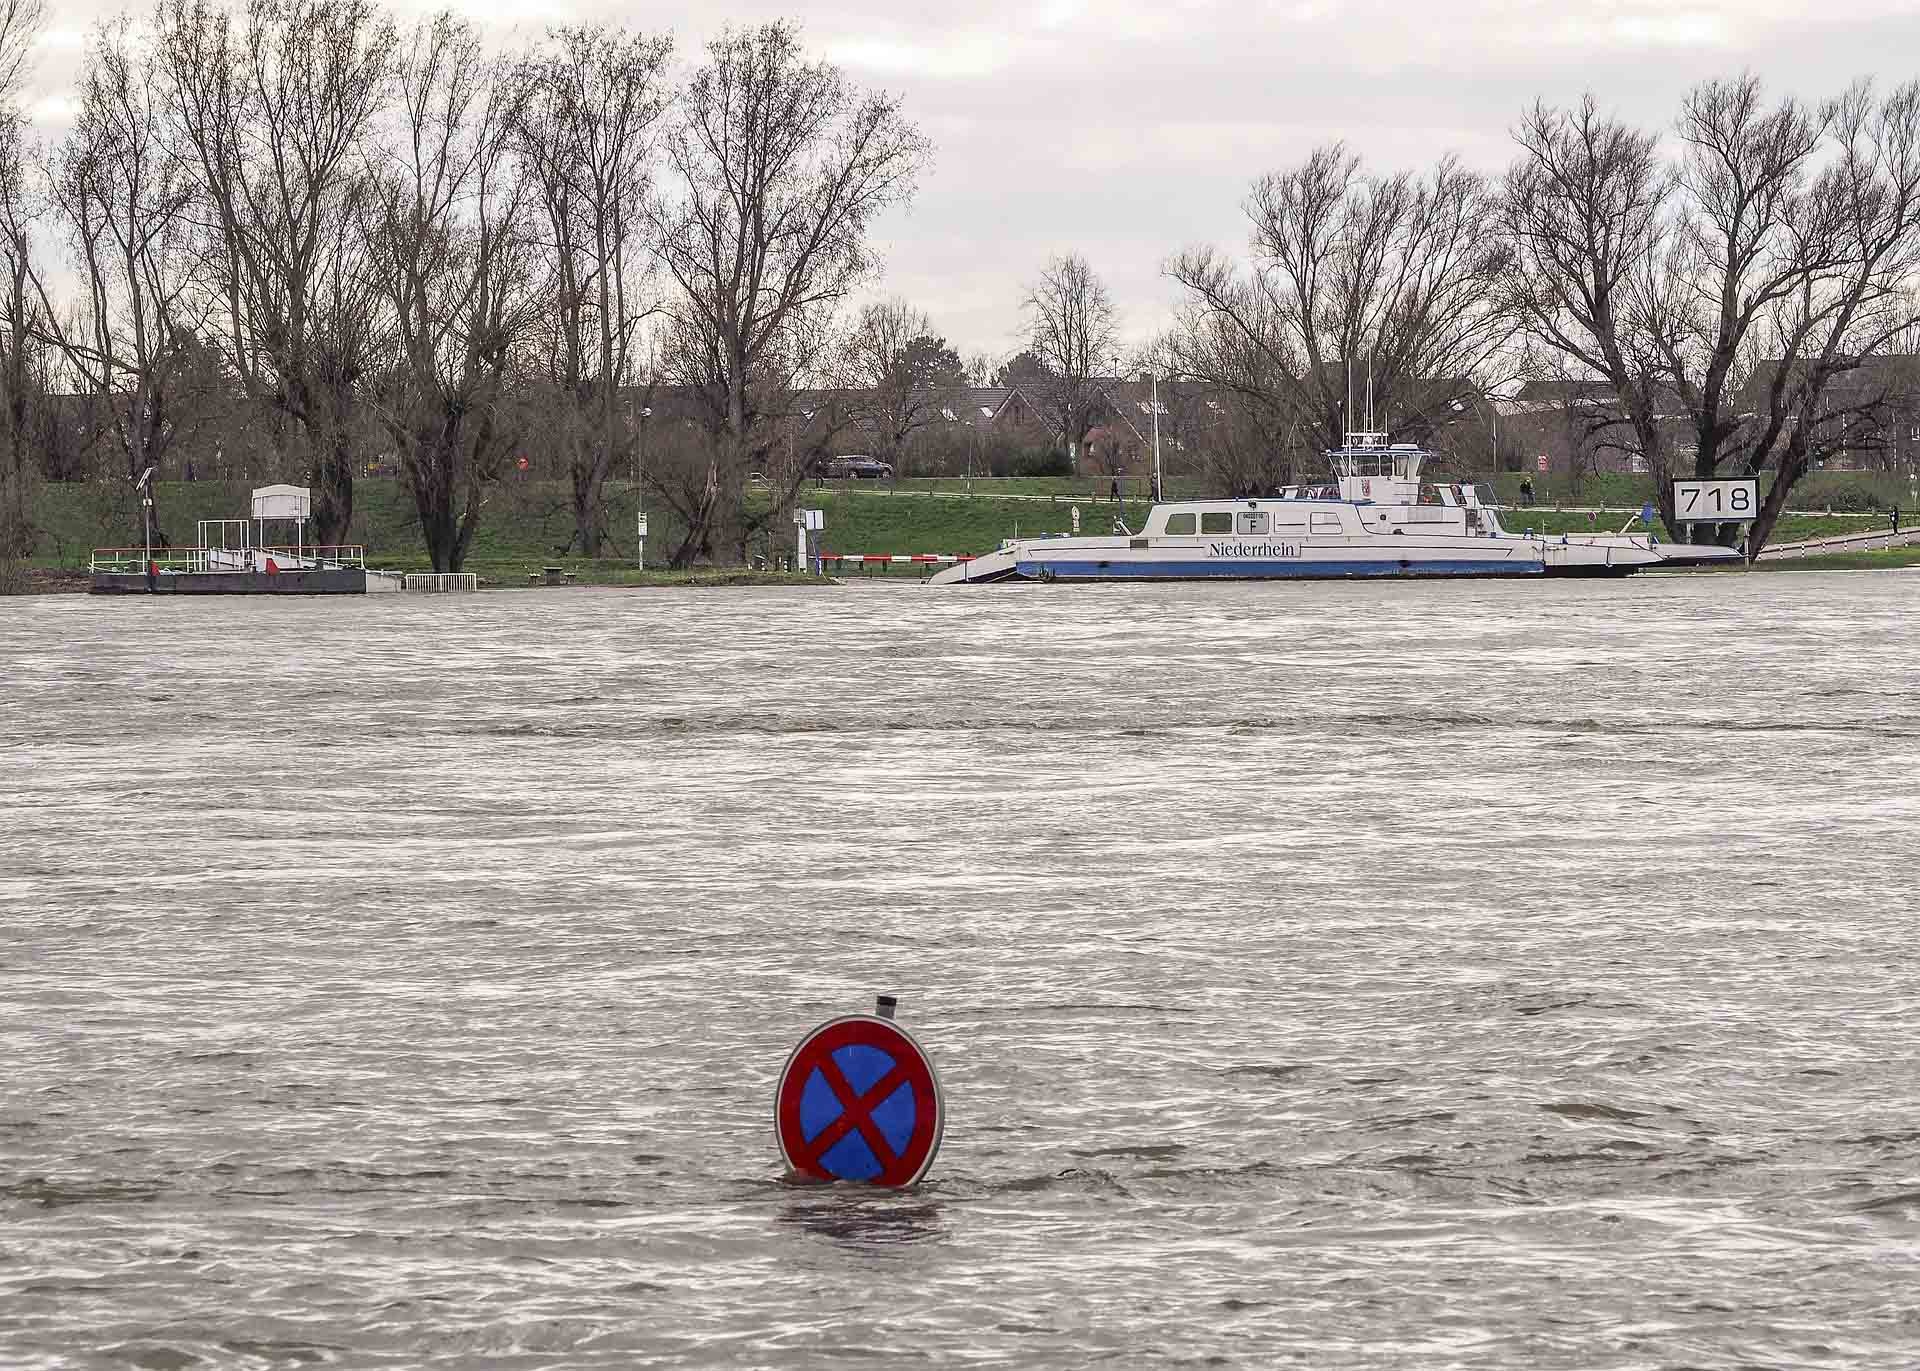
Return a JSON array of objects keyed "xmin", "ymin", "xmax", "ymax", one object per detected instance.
[
  {"xmin": 89, "ymin": 547, "xmax": 212, "ymax": 574},
  {"xmin": 90, "ymin": 544, "xmax": 367, "ymax": 574},
  {"xmin": 403, "ymin": 572, "xmax": 478, "ymax": 592},
  {"xmin": 261, "ymin": 544, "xmax": 365, "ymax": 569}
]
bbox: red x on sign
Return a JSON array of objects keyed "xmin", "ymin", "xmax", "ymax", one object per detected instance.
[{"xmin": 776, "ymin": 1015, "xmax": 943, "ymax": 1187}]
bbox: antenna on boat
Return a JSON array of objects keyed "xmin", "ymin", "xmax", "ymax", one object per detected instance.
[
  {"xmin": 1345, "ymin": 354, "xmax": 1353, "ymax": 448},
  {"xmin": 1366, "ymin": 348, "xmax": 1375, "ymax": 435}
]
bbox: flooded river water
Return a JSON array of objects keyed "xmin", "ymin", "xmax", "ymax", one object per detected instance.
[{"xmin": 3, "ymin": 574, "xmax": 1919, "ymax": 1369}]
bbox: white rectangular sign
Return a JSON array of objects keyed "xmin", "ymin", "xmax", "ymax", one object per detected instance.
[
  {"xmin": 636, "ymin": 513, "xmax": 649, "ymax": 538},
  {"xmin": 1673, "ymin": 478, "xmax": 1759, "ymax": 522}
]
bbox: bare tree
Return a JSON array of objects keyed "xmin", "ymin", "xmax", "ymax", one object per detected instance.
[
  {"xmin": 0, "ymin": 0, "xmax": 43, "ymax": 589},
  {"xmin": 511, "ymin": 24, "xmax": 671, "ymax": 558},
  {"xmin": 650, "ymin": 20, "xmax": 928, "ymax": 565},
  {"xmin": 645, "ymin": 293, "xmax": 857, "ymax": 567},
  {"xmin": 366, "ymin": 14, "xmax": 539, "ymax": 571},
  {"xmin": 36, "ymin": 18, "xmax": 211, "ymax": 549},
  {"xmin": 155, "ymin": 0, "xmax": 394, "ymax": 546},
  {"xmin": 844, "ymin": 296, "xmax": 962, "ymax": 466},
  {"xmin": 1167, "ymin": 146, "xmax": 1516, "ymax": 468},
  {"xmin": 1021, "ymin": 253, "xmax": 1119, "ymax": 465},
  {"xmin": 1506, "ymin": 77, "xmax": 1920, "ymax": 550},
  {"xmin": 1148, "ymin": 296, "xmax": 1303, "ymax": 493}
]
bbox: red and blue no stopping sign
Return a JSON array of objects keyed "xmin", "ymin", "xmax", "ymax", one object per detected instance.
[{"xmin": 776, "ymin": 1013, "xmax": 944, "ymax": 1186}]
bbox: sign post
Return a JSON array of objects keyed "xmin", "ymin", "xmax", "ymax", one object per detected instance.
[
  {"xmin": 1671, "ymin": 478, "xmax": 1761, "ymax": 566},
  {"xmin": 793, "ymin": 508, "xmax": 822, "ymax": 574},
  {"xmin": 636, "ymin": 512, "xmax": 648, "ymax": 571},
  {"xmin": 775, "ymin": 996, "xmax": 944, "ymax": 1186}
]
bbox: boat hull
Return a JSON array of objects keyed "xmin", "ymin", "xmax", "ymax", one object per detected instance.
[
  {"xmin": 90, "ymin": 568, "xmax": 368, "ymax": 595},
  {"xmin": 1012, "ymin": 555, "xmax": 1548, "ymax": 580},
  {"xmin": 922, "ymin": 496, "xmax": 1733, "ymax": 585}
]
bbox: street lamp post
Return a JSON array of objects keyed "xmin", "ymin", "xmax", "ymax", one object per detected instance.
[
  {"xmin": 135, "ymin": 465, "xmax": 156, "ymax": 589},
  {"xmin": 1151, "ymin": 374, "xmax": 1163, "ymax": 501}
]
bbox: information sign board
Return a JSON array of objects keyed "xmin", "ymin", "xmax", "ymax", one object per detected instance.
[{"xmin": 1672, "ymin": 478, "xmax": 1759, "ymax": 522}]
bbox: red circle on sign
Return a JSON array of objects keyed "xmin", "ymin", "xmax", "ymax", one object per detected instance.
[{"xmin": 775, "ymin": 1015, "xmax": 943, "ymax": 1187}]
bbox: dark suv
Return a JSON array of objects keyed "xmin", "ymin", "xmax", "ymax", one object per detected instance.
[{"xmin": 822, "ymin": 455, "xmax": 894, "ymax": 480}]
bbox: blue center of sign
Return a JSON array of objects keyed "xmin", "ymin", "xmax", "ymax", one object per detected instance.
[
  {"xmin": 795, "ymin": 1043, "xmax": 919, "ymax": 1179},
  {"xmin": 833, "ymin": 1044, "xmax": 892, "ymax": 1095}
]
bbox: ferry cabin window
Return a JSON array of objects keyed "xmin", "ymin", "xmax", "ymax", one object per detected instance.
[
  {"xmin": 1165, "ymin": 512, "xmax": 1197, "ymax": 535},
  {"xmin": 1310, "ymin": 512, "xmax": 1344, "ymax": 533},
  {"xmin": 1237, "ymin": 510, "xmax": 1269, "ymax": 535},
  {"xmin": 1200, "ymin": 512, "xmax": 1233, "ymax": 534}
]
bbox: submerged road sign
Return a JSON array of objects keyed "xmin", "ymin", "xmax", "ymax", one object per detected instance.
[{"xmin": 776, "ymin": 1003, "xmax": 943, "ymax": 1186}]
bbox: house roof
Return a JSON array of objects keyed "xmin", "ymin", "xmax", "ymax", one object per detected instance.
[{"xmin": 930, "ymin": 387, "xmax": 1015, "ymax": 423}]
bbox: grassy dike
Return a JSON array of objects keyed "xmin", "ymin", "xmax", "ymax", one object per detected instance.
[
  {"xmin": 22, "ymin": 477, "xmax": 1148, "ymax": 585},
  {"xmin": 21, "ymin": 477, "xmax": 1912, "ymax": 589},
  {"xmin": 24, "ymin": 478, "xmax": 822, "ymax": 588}
]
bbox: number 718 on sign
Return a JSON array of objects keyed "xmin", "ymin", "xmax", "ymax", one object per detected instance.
[{"xmin": 1672, "ymin": 478, "xmax": 1759, "ymax": 521}]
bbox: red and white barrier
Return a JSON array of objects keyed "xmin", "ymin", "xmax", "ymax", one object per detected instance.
[{"xmin": 819, "ymin": 552, "xmax": 977, "ymax": 565}]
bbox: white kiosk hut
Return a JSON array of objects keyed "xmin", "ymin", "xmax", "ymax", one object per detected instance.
[
  {"xmin": 194, "ymin": 484, "xmax": 319, "ymax": 571},
  {"xmin": 251, "ymin": 483, "xmax": 314, "ymax": 558}
]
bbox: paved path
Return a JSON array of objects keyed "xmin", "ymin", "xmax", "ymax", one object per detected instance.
[{"xmin": 1757, "ymin": 525, "xmax": 1920, "ymax": 558}]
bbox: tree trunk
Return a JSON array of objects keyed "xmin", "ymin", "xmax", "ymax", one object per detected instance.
[
  {"xmin": 310, "ymin": 424, "xmax": 356, "ymax": 548},
  {"xmin": 668, "ymin": 459, "xmax": 720, "ymax": 568},
  {"xmin": 409, "ymin": 446, "xmax": 458, "ymax": 573},
  {"xmin": 566, "ymin": 403, "xmax": 610, "ymax": 558},
  {"xmin": 571, "ymin": 464, "xmax": 602, "ymax": 558}
]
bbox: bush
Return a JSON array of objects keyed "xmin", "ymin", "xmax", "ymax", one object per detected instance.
[
  {"xmin": 1797, "ymin": 476, "xmax": 1888, "ymax": 512},
  {"xmin": 1009, "ymin": 449, "xmax": 1073, "ymax": 478}
]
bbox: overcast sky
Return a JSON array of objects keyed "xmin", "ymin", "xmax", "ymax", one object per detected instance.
[{"xmin": 26, "ymin": 0, "xmax": 1920, "ymax": 363}]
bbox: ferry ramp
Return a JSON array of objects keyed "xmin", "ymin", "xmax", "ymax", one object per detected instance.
[{"xmin": 925, "ymin": 548, "xmax": 1023, "ymax": 584}]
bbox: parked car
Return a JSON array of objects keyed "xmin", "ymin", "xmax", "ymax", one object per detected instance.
[{"xmin": 821, "ymin": 455, "xmax": 894, "ymax": 480}]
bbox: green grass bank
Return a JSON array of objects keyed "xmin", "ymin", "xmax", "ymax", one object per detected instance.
[{"xmin": 19, "ymin": 476, "xmax": 1912, "ymax": 587}]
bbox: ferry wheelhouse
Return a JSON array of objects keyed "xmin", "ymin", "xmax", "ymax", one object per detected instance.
[{"xmin": 927, "ymin": 434, "xmax": 1739, "ymax": 585}]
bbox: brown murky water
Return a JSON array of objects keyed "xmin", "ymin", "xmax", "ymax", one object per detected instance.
[{"xmin": 4, "ymin": 575, "xmax": 1919, "ymax": 1368}]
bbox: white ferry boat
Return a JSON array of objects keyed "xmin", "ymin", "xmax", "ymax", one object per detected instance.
[{"xmin": 928, "ymin": 434, "xmax": 1739, "ymax": 584}]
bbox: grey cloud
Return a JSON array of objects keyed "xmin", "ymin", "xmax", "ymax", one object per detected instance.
[{"xmin": 23, "ymin": 0, "xmax": 1920, "ymax": 357}]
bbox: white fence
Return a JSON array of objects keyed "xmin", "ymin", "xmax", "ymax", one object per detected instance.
[{"xmin": 403, "ymin": 573, "xmax": 479, "ymax": 593}]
